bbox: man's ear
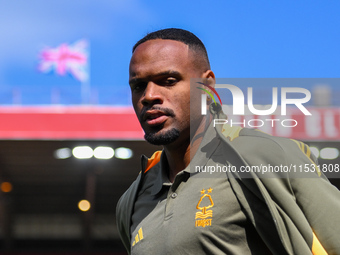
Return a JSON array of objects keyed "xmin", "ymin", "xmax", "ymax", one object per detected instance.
[{"xmin": 201, "ymin": 70, "xmax": 216, "ymax": 88}]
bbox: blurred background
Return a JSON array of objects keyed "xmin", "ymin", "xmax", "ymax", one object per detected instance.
[{"xmin": 0, "ymin": 0, "xmax": 339, "ymax": 254}]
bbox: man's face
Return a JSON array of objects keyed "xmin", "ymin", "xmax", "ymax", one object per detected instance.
[{"xmin": 129, "ymin": 39, "xmax": 204, "ymax": 146}]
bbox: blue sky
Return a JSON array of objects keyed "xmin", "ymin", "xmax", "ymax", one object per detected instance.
[{"xmin": 0, "ymin": 0, "xmax": 339, "ymax": 105}]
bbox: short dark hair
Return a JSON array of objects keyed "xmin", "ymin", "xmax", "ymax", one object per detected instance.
[{"xmin": 132, "ymin": 28, "xmax": 210, "ymax": 69}]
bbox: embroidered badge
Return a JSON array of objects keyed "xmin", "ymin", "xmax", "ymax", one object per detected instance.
[{"xmin": 195, "ymin": 188, "xmax": 214, "ymax": 227}]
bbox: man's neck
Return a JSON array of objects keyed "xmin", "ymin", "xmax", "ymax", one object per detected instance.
[{"xmin": 163, "ymin": 115, "xmax": 211, "ymax": 182}]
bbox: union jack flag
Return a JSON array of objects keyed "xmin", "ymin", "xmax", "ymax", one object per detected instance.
[{"xmin": 38, "ymin": 39, "xmax": 89, "ymax": 82}]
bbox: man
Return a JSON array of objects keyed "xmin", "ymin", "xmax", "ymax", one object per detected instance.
[{"xmin": 116, "ymin": 28, "xmax": 340, "ymax": 254}]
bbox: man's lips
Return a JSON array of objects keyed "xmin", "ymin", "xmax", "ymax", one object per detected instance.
[
  {"xmin": 146, "ymin": 115, "xmax": 168, "ymax": 126},
  {"xmin": 143, "ymin": 110, "xmax": 169, "ymax": 126},
  {"xmin": 143, "ymin": 110, "xmax": 168, "ymax": 126}
]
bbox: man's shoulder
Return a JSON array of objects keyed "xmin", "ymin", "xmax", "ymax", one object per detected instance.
[
  {"xmin": 116, "ymin": 151, "xmax": 163, "ymax": 213},
  {"xmin": 221, "ymin": 124, "xmax": 317, "ymax": 166},
  {"xmin": 116, "ymin": 173, "xmax": 141, "ymax": 216},
  {"xmin": 222, "ymin": 124, "xmax": 292, "ymax": 148},
  {"xmin": 116, "ymin": 172, "xmax": 143, "ymax": 252}
]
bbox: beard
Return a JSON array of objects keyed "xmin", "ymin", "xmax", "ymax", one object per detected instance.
[
  {"xmin": 144, "ymin": 128, "xmax": 180, "ymax": 145},
  {"xmin": 140, "ymin": 106, "xmax": 180, "ymax": 145}
]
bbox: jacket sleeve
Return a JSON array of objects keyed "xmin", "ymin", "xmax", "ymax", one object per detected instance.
[
  {"xmin": 280, "ymin": 138, "xmax": 340, "ymax": 254},
  {"xmin": 229, "ymin": 129, "xmax": 340, "ymax": 254},
  {"xmin": 116, "ymin": 174, "xmax": 142, "ymax": 254}
]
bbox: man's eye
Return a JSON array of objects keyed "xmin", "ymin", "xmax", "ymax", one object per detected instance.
[
  {"xmin": 166, "ymin": 78, "xmax": 177, "ymax": 84},
  {"xmin": 132, "ymin": 82, "xmax": 147, "ymax": 92},
  {"xmin": 160, "ymin": 77, "xmax": 177, "ymax": 86}
]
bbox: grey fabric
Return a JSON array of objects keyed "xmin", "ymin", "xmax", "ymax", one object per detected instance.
[{"xmin": 116, "ymin": 106, "xmax": 340, "ymax": 254}]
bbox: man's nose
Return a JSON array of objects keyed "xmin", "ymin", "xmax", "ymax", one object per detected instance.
[{"xmin": 141, "ymin": 82, "xmax": 163, "ymax": 106}]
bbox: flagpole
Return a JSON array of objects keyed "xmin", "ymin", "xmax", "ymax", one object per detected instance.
[
  {"xmin": 81, "ymin": 79, "xmax": 91, "ymax": 105},
  {"xmin": 81, "ymin": 40, "xmax": 90, "ymax": 105}
]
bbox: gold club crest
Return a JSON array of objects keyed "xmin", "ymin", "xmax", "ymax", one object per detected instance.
[{"xmin": 195, "ymin": 188, "xmax": 214, "ymax": 227}]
